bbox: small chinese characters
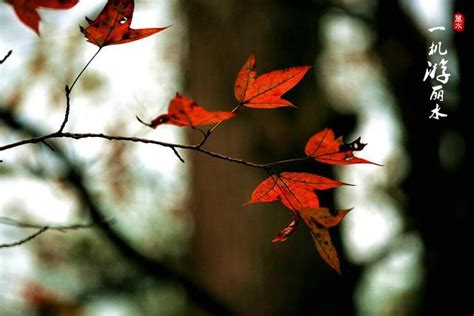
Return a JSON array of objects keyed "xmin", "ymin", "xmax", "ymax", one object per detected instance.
[
  {"xmin": 423, "ymin": 26, "xmax": 450, "ymax": 120},
  {"xmin": 453, "ymin": 13, "xmax": 465, "ymax": 32}
]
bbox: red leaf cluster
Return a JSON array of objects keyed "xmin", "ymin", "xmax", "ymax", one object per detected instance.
[
  {"xmin": 146, "ymin": 54, "xmax": 311, "ymax": 129},
  {"xmin": 246, "ymin": 172, "xmax": 352, "ymax": 273},
  {"xmin": 246, "ymin": 128, "xmax": 378, "ymax": 272},
  {"xmin": 2, "ymin": 0, "xmax": 380, "ymax": 273}
]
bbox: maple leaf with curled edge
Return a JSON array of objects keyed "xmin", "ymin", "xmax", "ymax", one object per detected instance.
[
  {"xmin": 80, "ymin": 0, "xmax": 168, "ymax": 47},
  {"xmin": 145, "ymin": 93, "xmax": 235, "ymax": 128},
  {"xmin": 234, "ymin": 53, "xmax": 311, "ymax": 108},
  {"xmin": 5, "ymin": 0, "xmax": 79, "ymax": 35},
  {"xmin": 305, "ymin": 128, "xmax": 381, "ymax": 165}
]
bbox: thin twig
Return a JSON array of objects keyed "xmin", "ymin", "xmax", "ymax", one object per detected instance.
[
  {"xmin": 58, "ymin": 47, "xmax": 103, "ymax": 132},
  {"xmin": 195, "ymin": 147, "xmax": 269, "ymax": 169},
  {"xmin": 0, "ymin": 216, "xmax": 111, "ymax": 232},
  {"xmin": 0, "ymin": 50, "xmax": 12, "ymax": 64},
  {"xmin": 58, "ymin": 85, "xmax": 71, "ymax": 133},
  {"xmin": 0, "ymin": 217, "xmax": 114, "ymax": 249},
  {"xmin": 208, "ymin": 102, "xmax": 243, "ymax": 135},
  {"xmin": 171, "ymin": 147, "xmax": 185, "ymax": 163},
  {"xmin": 40, "ymin": 140, "xmax": 55, "ymax": 152},
  {"xmin": 0, "ymin": 227, "xmax": 48, "ymax": 249},
  {"xmin": 197, "ymin": 102, "xmax": 244, "ymax": 148}
]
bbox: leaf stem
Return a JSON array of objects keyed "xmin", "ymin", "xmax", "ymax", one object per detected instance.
[
  {"xmin": 70, "ymin": 47, "xmax": 103, "ymax": 91},
  {"xmin": 195, "ymin": 102, "xmax": 243, "ymax": 148},
  {"xmin": 262, "ymin": 157, "xmax": 310, "ymax": 167}
]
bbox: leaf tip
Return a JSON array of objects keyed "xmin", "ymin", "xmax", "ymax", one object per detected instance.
[
  {"xmin": 342, "ymin": 182, "xmax": 356, "ymax": 187},
  {"xmin": 242, "ymin": 200, "xmax": 253, "ymax": 207},
  {"xmin": 271, "ymin": 237, "xmax": 287, "ymax": 243},
  {"xmin": 301, "ymin": 65, "xmax": 312, "ymax": 72}
]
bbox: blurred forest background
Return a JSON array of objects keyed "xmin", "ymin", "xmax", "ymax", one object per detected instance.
[{"xmin": 0, "ymin": 0, "xmax": 471, "ymax": 315}]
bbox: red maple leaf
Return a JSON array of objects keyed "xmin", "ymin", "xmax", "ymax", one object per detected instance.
[
  {"xmin": 299, "ymin": 207, "xmax": 352, "ymax": 273},
  {"xmin": 246, "ymin": 172, "xmax": 344, "ymax": 211},
  {"xmin": 305, "ymin": 128, "xmax": 380, "ymax": 165},
  {"xmin": 5, "ymin": 0, "xmax": 78, "ymax": 34},
  {"xmin": 234, "ymin": 53, "xmax": 311, "ymax": 108},
  {"xmin": 80, "ymin": 0, "xmax": 168, "ymax": 47},
  {"xmin": 147, "ymin": 93, "xmax": 235, "ymax": 128}
]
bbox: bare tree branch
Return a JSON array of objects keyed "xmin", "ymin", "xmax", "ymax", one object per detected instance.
[
  {"xmin": 0, "ymin": 216, "xmax": 111, "ymax": 231},
  {"xmin": 0, "ymin": 216, "xmax": 114, "ymax": 248},
  {"xmin": 0, "ymin": 129, "xmax": 309, "ymax": 170},
  {"xmin": 0, "ymin": 227, "xmax": 48, "ymax": 249},
  {"xmin": 0, "ymin": 106, "xmax": 234, "ymax": 315}
]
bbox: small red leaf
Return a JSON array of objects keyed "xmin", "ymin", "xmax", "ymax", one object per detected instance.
[
  {"xmin": 5, "ymin": 0, "xmax": 78, "ymax": 34},
  {"xmin": 305, "ymin": 128, "xmax": 380, "ymax": 165},
  {"xmin": 246, "ymin": 172, "xmax": 344, "ymax": 211},
  {"xmin": 149, "ymin": 93, "xmax": 235, "ymax": 128},
  {"xmin": 234, "ymin": 54, "xmax": 310, "ymax": 108},
  {"xmin": 298, "ymin": 207, "xmax": 353, "ymax": 273},
  {"xmin": 80, "ymin": 0, "xmax": 168, "ymax": 47},
  {"xmin": 272, "ymin": 212, "xmax": 299, "ymax": 243}
]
